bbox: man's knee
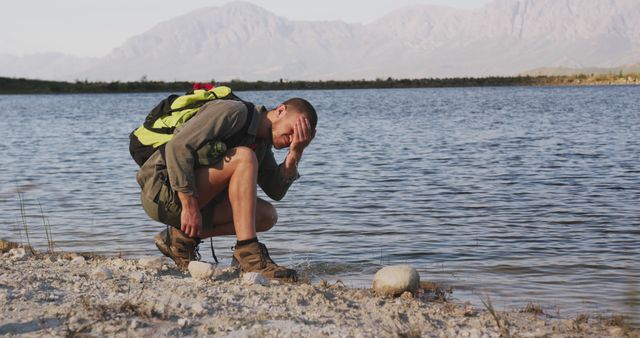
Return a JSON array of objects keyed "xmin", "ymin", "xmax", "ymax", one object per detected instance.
[
  {"xmin": 228, "ymin": 146, "xmax": 257, "ymax": 168},
  {"xmin": 256, "ymin": 200, "xmax": 277, "ymax": 232}
]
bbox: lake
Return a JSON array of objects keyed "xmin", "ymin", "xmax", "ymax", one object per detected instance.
[{"xmin": 0, "ymin": 86, "xmax": 638, "ymax": 322}]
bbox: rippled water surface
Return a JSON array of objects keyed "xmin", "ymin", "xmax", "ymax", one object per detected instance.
[{"xmin": 1, "ymin": 87, "xmax": 639, "ymax": 321}]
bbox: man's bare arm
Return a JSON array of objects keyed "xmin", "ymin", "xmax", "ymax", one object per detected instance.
[
  {"xmin": 280, "ymin": 116, "xmax": 315, "ymax": 180},
  {"xmin": 178, "ymin": 192, "xmax": 202, "ymax": 238}
]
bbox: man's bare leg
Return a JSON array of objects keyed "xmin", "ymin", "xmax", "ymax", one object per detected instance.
[
  {"xmin": 155, "ymin": 146, "xmax": 280, "ymax": 269},
  {"xmin": 198, "ymin": 197, "xmax": 277, "ymax": 238},
  {"xmin": 191, "ymin": 147, "xmax": 296, "ymax": 280},
  {"xmin": 194, "ymin": 146, "xmax": 260, "ymax": 240}
]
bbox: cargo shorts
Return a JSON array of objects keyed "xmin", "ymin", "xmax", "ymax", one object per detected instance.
[{"xmin": 140, "ymin": 182, "xmax": 225, "ymax": 231}]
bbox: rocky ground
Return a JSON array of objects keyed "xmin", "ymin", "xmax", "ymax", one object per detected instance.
[{"xmin": 0, "ymin": 242, "xmax": 636, "ymax": 337}]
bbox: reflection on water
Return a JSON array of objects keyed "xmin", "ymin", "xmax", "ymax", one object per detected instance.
[{"xmin": 0, "ymin": 87, "xmax": 639, "ymax": 322}]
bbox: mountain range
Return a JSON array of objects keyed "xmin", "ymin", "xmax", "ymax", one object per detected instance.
[{"xmin": 1, "ymin": 0, "xmax": 639, "ymax": 81}]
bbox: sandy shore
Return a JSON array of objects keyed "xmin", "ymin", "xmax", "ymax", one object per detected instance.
[{"xmin": 0, "ymin": 244, "xmax": 634, "ymax": 337}]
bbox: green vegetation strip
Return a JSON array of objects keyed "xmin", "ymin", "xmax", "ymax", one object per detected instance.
[{"xmin": 1, "ymin": 73, "xmax": 638, "ymax": 94}]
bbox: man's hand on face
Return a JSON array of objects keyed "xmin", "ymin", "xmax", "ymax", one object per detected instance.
[{"xmin": 289, "ymin": 116, "xmax": 315, "ymax": 156}]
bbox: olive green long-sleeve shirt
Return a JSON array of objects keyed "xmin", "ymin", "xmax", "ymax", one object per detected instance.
[{"xmin": 136, "ymin": 100, "xmax": 295, "ymax": 202}]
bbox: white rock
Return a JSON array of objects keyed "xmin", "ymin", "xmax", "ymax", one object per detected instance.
[
  {"xmin": 70, "ymin": 256, "xmax": 86, "ymax": 265},
  {"xmin": 213, "ymin": 266, "xmax": 240, "ymax": 281},
  {"xmin": 0, "ymin": 289, "xmax": 11, "ymax": 304},
  {"xmin": 139, "ymin": 256, "xmax": 164, "ymax": 270},
  {"xmin": 188, "ymin": 261, "xmax": 214, "ymax": 279},
  {"xmin": 111, "ymin": 258, "xmax": 126, "ymax": 267},
  {"xmin": 178, "ymin": 318, "xmax": 189, "ymax": 327},
  {"xmin": 9, "ymin": 247, "xmax": 30, "ymax": 260},
  {"xmin": 372, "ymin": 265, "xmax": 420, "ymax": 297},
  {"xmin": 191, "ymin": 302, "xmax": 205, "ymax": 315},
  {"xmin": 19, "ymin": 290, "xmax": 32, "ymax": 300},
  {"xmin": 468, "ymin": 328, "xmax": 482, "ymax": 338},
  {"xmin": 129, "ymin": 272, "xmax": 145, "ymax": 283},
  {"xmin": 91, "ymin": 267, "xmax": 113, "ymax": 280},
  {"xmin": 130, "ymin": 319, "xmax": 140, "ymax": 329},
  {"xmin": 242, "ymin": 272, "xmax": 269, "ymax": 286}
]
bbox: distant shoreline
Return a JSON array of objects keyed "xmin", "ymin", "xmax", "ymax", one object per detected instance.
[{"xmin": 1, "ymin": 73, "xmax": 639, "ymax": 94}]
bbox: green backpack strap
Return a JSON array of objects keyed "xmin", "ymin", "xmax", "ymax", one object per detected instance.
[
  {"xmin": 143, "ymin": 86, "xmax": 235, "ymax": 134},
  {"xmin": 129, "ymin": 86, "xmax": 252, "ymax": 167}
]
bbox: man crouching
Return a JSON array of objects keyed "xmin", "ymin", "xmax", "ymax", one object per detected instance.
[{"xmin": 136, "ymin": 97, "xmax": 317, "ymax": 281}]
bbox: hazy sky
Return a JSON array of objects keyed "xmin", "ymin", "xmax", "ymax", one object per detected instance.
[{"xmin": 1, "ymin": 0, "xmax": 494, "ymax": 57}]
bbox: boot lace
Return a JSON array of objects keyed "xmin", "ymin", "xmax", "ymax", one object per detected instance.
[
  {"xmin": 191, "ymin": 238, "xmax": 202, "ymax": 261},
  {"xmin": 209, "ymin": 238, "xmax": 219, "ymax": 264},
  {"xmin": 259, "ymin": 243, "xmax": 276, "ymax": 269}
]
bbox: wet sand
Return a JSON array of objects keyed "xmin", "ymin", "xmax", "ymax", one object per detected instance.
[{"xmin": 0, "ymin": 243, "xmax": 634, "ymax": 337}]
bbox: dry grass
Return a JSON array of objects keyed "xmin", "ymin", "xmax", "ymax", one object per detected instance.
[
  {"xmin": 38, "ymin": 201, "xmax": 55, "ymax": 253},
  {"xmin": 480, "ymin": 294, "xmax": 511, "ymax": 338},
  {"xmin": 570, "ymin": 313, "xmax": 590, "ymax": 333},
  {"xmin": 62, "ymin": 285, "xmax": 174, "ymax": 336},
  {"xmin": 379, "ymin": 316, "xmax": 423, "ymax": 338},
  {"xmin": 419, "ymin": 281, "xmax": 451, "ymax": 303},
  {"xmin": 4, "ymin": 189, "xmax": 56, "ymax": 255},
  {"xmin": 17, "ymin": 190, "xmax": 35, "ymax": 254},
  {"xmin": 0, "ymin": 239, "xmax": 21, "ymax": 253},
  {"xmin": 574, "ymin": 313, "xmax": 589, "ymax": 325},
  {"xmin": 318, "ymin": 279, "xmax": 345, "ymax": 289},
  {"xmin": 593, "ymin": 314, "xmax": 640, "ymax": 337},
  {"xmin": 521, "ymin": 302, "xmax": 545, "ymax": 316},
  {"xmin": 68, "ymin": 285, "xmax": 168, "ymax": 336},
  {"xmin": 604, "ymin": 314, "xmax": 627, "ymax": 327}
]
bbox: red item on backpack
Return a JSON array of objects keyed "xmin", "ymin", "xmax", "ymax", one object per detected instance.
[{"xmin": 193, "ymin": 82, "xmax": 214, "ymax": 91}]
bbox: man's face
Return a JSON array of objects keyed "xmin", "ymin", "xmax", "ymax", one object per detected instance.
[{"xmin": 271, "ymin": 110, "xmax": 298, "ymax": 149}]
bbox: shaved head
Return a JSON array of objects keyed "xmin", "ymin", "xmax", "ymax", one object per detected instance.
[{"xmin": 282, "ymin": 98, "xmax": 317, "ymax": 130}]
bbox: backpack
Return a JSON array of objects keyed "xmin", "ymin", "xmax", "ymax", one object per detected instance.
[{"xmin": 129, "ymin": 85, "xmax": 253, "ymax": 166}]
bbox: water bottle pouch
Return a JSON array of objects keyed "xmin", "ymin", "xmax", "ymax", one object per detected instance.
[{"xmin": 197, "ymin": 140, "xmax": 228, "ymax": 166}]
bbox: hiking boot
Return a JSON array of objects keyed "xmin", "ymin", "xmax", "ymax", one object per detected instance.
[
  {"xmin": 154, "ymin": 226, "xmax": 201, "ymax": 269},
  {"xmin": 232, "ymin": 241, "xmax": 297, "ymax": 282}
]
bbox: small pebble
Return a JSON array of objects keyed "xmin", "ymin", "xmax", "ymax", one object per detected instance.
[
  {"xmin": 9, "ymin": 248, "xmax": 29, "ymax": 260},
  {"xmin": 71, "ymin": 256, "xmax": 86, "ymax": 265},
  {"xmin": 139, "ymin": 256, "xmax": 164, "ymax": 270},
  {"xmin": 400, "ymin": 291, "xmax": 413, "ymax": 299},
  {"xmin": 191, "ymin": 302, "xmax": 205, "ymax": 315},
  {"xmin": 242, "ymin": 272, "xmax": 269, "ymax": 286},
  {"xmin": 111, "ymin": 258, "xmax": 126, "ymax": 267},
  {"xmin": 188, "ymin": 261, "xmax": 214, "ymax": 279},
  {"xmin": 0, "ymin": 290, "xmax": 11, "ymax": 304},
  {"xmin": 91, "ymin": 267, "xmax": 113, "ymax": 280},
  {"xmin": 178, "ymin": 318, "xmax": 189, "ymax": 327},
  {"xmin": 213, "ymin": 266, "xmax": 240, "ymax": 281},
  {"xmin": 468, "ymin": 328, "xmax": 481, "ymax": 338},
  {"xmin": 129, "ymin": 272, "xmax": 145, "ymax": 283}
]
